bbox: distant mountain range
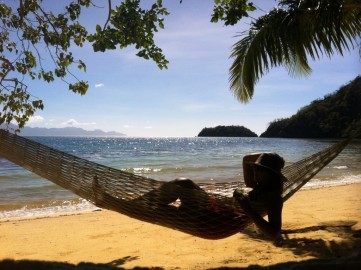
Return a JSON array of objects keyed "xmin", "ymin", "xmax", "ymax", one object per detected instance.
[{"xmin": 0, "ymin": 125, "xmax": 125, "ymax": 137}]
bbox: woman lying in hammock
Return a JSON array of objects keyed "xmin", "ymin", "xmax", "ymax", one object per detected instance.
[
  {"xmin": 236, "ymin": 152, "xmax": 286, "ymax": 240},
  {"xmin": 92, "ymin": 152, "xmax": 286, "ymax": 240}
]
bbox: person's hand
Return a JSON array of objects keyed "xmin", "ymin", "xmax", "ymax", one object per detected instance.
[
  {"xmin": 233, "ymin": 188, "xmax": 252, "ymax": 198},
  {"xmin": 233, "ymin": 190, "xmax": 252, "ymax": 212},
  {"xmin": 239, "ymin": 197, "xmax": 253, "ymax": 212}
]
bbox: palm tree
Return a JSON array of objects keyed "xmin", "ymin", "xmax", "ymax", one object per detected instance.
[{"xmin": 230, "ymin": 0, "xmax": 361, "ymax": 102}]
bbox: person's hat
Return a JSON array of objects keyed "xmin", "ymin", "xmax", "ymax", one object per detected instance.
[{"xmin": 253, "ymin": 153, "xmax": 287, "ymax": 181}]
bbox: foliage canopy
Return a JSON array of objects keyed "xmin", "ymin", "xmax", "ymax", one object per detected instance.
[
  {"xmin": 230, "ymin": 0, "xmax": 361, "ymax": 102},
  {"xmin": 0, "ymin": 0, "xmax": 175, "ymax": 130},
  {"xmin": 1, "ymin": 0, "xmax": 360, "ymax": 131}
]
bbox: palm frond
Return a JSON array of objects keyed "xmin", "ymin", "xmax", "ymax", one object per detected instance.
[{"xmin": 230, "ymin": 0, "xmax": 361, "ymax": 102}]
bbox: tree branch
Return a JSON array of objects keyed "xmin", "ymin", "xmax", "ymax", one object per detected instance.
[
  {"xmin": 0, "ymin": 56, "xmax": 15, "ymax": 84},
  {"xmin": 103, "ymin": 0, "xmax": 112, "ymax": 30}
]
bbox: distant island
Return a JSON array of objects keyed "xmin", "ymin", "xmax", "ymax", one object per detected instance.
[
  {"xmin": 0, "ymin": 125, "xmax": 125, "ymax": 137},
  {"xmin": 198, "ymin": 125, "xmax": 258, "ymax": 137},
  {"xmin": 261, "ymin": 76, "xmax": 361, "ymax": 138},
  {"xmin": 197, "ymin": 76, "xmax": 361, "ymax": 139}
]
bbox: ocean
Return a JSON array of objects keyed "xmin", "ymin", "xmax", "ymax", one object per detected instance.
[{"xmin": 1, "ymin": 136, "xmax": 361, "ymax": 219}]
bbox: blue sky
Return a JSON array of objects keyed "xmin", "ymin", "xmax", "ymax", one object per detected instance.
[{"xmin": 23, "ymin": 0, "xmax": 360, "ymax": 137}]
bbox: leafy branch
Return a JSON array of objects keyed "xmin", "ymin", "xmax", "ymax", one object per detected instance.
[
  {"xmin": 229, "ymin": 0, "xmax": 361, "ymax": 102},
  {"xmin": 0, "ymin": 0, "xmax": 174, "ymax": 130}
]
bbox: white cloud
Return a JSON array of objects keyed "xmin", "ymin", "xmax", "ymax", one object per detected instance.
[
  {"xmin": 94, "ymin": 83, "xmax": 104, "ymax": 88},
  {"xmin": 28, "ymin": 115, "xmax": 44, "ymax": 123},
  {"xmin": 61, "ymin": 119, "xmax": 96, "ymax": 127},
  {"xmin": 63, "ymin": 119, "xmax": 78, "ymax": 126}
]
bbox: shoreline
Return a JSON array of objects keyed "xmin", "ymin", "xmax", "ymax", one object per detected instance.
[
  {"xmin": 1, "ymin": 182, "xmax": 361, "ymax": 269},
  {"xmin": 2, "ymin": 178, "xmax": 361, "ymax": 221}
]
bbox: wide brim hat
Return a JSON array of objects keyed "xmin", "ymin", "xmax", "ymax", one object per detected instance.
[{"xmin": 253, "ymin": 152, "xmax": 288, "ymax": 182}]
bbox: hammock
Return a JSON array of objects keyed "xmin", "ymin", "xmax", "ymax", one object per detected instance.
[{"xmin": 0, "ymin": 129, "xmax": 351, "ymax": 239}]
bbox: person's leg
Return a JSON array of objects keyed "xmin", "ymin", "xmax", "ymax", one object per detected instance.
[
  {"xmin": 168, "ymin": 178, "xmax": 210, "ymax": 209},
  {"xmin": 131, "ymin": 178, "xmax": 196, "ymax": 207},
  {"xmin": 153, "ymin": 178, "xmax": 201, "ymax": 205},
  {"xmin": 169, "ymin": 178, "xmax": 202, "ymax": 190},
  {"xmin": 132, "ymin": 178, "xmax": 209, "ymax": 210}
]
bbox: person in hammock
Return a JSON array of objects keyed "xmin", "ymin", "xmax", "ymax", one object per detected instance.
[
  {"xmin": 234, "ymin": 152, "xmax": 286, "ymax": 240},
  {"xmin": 135, "ymin": 152, "xmax": 286, "ymax": 240},
  {"xmin": 92, "ymin": 152, "xmax": 286, "ymax": 240}
]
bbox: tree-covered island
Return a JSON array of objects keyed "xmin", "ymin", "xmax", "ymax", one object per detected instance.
[
  {"xmin": 261, "ymin": 76, "xmax": 361, "ymax": 139},
  {"xmin": 198, "ymin": 76, "xmax": 361, "ymax": 139},
  {"xmin": 198, "ymin": 125, "xmax": 257, "ymax": 137}
]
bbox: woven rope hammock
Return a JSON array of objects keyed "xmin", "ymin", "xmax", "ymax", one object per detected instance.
[{"xmin": 0, "ymin": 129, "xmax": 351, "ymax": 239}]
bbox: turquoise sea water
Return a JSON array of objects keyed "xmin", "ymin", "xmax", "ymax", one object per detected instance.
[{"xmin": 1, "ymin": 137, "xmax": 361, "ymax": 219}]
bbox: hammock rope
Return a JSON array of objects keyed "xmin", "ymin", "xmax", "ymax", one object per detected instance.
[{"xmin": 0, "ymin": 129, "xmax": 351, "ymax": 239}]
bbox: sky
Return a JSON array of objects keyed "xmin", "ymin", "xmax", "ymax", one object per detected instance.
[{"xmin": 19, "ymin": 0, "xmax": 361, "ymax": 137}]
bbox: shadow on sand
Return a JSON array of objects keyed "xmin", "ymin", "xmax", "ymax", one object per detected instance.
[
  {"xmin": 207, "ymin": 220, "xmax": 361, "ymax": 269},
  {"xmin": 0, "ymin": 257, "xmax": 165, "ymax": 270},
  {"xmin": 1, "ymin": 221, "xmax": 360, "ymax": 270},
  {"xmin": 242, "ymin": 220, "xmax": 361, "ymax": 258},
  {"xmin": 210, "ymin": 254, "xmax": 361, "ymax": 270},
  {"xmin": 1, "ymin": 255, "xmax": 360, "ymax": 270}
]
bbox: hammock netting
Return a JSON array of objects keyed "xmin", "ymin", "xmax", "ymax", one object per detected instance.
[{"xmin": 0, "ymin": 129, "xmax": 351, "ymax": 239}]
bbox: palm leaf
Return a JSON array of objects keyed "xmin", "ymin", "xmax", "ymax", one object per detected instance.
[{"xmin": 230, "ymin": 0, "xmax": 361, "ymax": 102}]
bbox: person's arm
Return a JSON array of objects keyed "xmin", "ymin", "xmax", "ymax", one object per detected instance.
[
  {"xmin": 243, "ymin": 153, "xmax": 262, "ymax": 188},
  {"xmin": 235, "ymin": 194, "xmax": 283, "ymax": 240}
]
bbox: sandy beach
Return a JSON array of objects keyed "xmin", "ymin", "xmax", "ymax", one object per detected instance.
[{"xmin": 1, "ymin": 183, "xmax": 361, "ymax": 269}]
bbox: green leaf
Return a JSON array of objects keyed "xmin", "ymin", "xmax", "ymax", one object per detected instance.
[
  {"xmin": 229, "ymin": 0, "xmax": 361, "ymax": 102},
  {"xmin": 69, "ymin": 81, "xmax": 89, "ymax": 95}
]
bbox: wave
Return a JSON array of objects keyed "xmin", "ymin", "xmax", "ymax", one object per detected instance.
[
  {"xmin": 0, "ymin": 198, "xmax": 98, "ymax": 220},
  {"xmin": 1, "ymin": 174, "xmax": 361, "ymax": 220},
  {"xmin": 306, "ymin": 174, "xmax": 361, "ymax": 188}
]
